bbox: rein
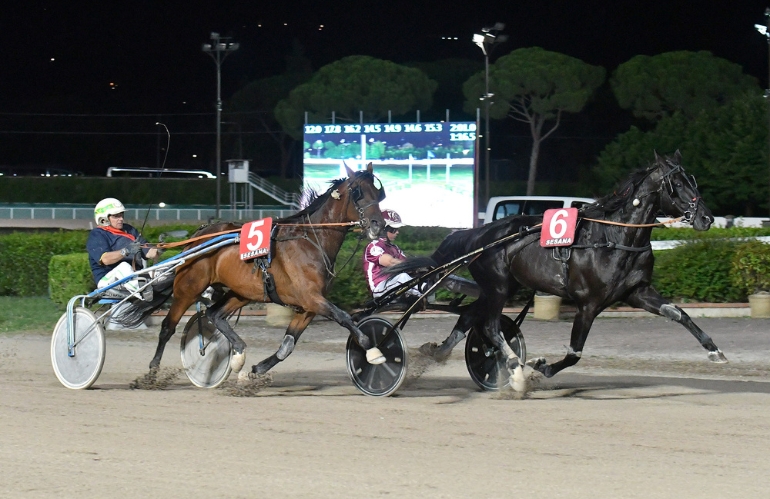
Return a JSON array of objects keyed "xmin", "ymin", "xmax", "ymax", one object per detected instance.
[
  {"xmin": 152, "ymin": 221, "xmax": 363, "ymax": 249},
  {"xmin": 582, "ymin": 216, "xmax": 684, "ymax": 228}
]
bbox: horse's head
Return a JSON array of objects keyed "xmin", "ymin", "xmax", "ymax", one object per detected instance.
[
  {"xmin": 338, "ymin": 162, "xmax": 386, "ymax": 239},
  {"xmin": 653, "ymin": 151, "xmax": 714, "ymax": 231}
]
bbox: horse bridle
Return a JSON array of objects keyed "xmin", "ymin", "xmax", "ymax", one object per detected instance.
[
  {"xmin": 347, "ymin": 174, "xmax": 386, "ymax": 231},
  {"xmin": 658, "ymin": 160, "xmax": 700, "ymax": 224}
]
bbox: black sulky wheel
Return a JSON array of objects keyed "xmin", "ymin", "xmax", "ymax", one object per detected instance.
[
  {"xmin": 464, "ymin": 315, "xmax": 527, "ymax": 391},
  {"xmin": 346, "ymin": 316, "xmax": 408, "ymax": 397},
  {"xmin": 180, "ymin": 311, "xmax": 233, "ymax": 389}
]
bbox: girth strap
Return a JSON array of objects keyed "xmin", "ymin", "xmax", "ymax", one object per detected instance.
[
  {"xmin": 570, "ymin": 242, "xmax": 652, "ymax": 252},
  {"xmin": 257, "ymin": 259, "xmax": 285, "ymax": 306}
]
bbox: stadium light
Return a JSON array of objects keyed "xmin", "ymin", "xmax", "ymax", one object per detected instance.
[
  {"xmin": 472, "ymin": 23, "xmax": 507, "ymax": 207},
  {"xmin": 203, "ymin": 32, "xmax": 239, "ymax": 218}
]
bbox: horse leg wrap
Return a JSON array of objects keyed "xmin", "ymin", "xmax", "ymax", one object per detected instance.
[
  {"xmin": 230, "ymin": 351, "xmax": 246, "ymax": 373},
  {"xmin": 366, "ymin": 348, "xmax": 386, "ymax": 365},
  {"xmin": 660, "ymin": 303, "xmax": 682, "ymax": 321},
  {"xmin": 566, "ymin": 346, "xmax": 582, "ymax": 358},
  {"xmin": 502, "ymin": 343, "xmax": 520, "ymax": 364},
  {"xmin": 275, "ymin": 335, "xmax": 295, "ymax": 361}
]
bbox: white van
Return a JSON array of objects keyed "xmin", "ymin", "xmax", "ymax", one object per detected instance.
[{"xmin": 479, "ymin": 196, "xmax": 596, "ymax": 225}]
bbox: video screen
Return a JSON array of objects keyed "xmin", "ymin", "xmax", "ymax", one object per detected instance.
[{"xmin": 303, "ymin": 122, "xmax": 477, "ymax": 228}]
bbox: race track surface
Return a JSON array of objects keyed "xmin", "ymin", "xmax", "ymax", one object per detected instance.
[{"xmin": 1, "ymin": 316, "xmax": 768, "ymax": 498}]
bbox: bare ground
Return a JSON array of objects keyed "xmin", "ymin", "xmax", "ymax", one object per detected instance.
[{"xmin": 1, "ymin": 316, "xmax": 769, "ymax": 498}]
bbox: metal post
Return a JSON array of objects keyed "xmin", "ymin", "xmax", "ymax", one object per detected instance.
[
  {"xmin": 484, "ymin": 52, "xmax": 491, "ymax": 207},
  {"xmin": 216, "ymin": 58, "xmax": 222, "ymax": 218},
  {"xmin": 765, "ymin": 11, "xmax": 770, "ymax": 214},
  {"xmin": 202, "ymin": 33, "xmax": 239, "ymax": 219},
  {"xmin": 473, "ymin": 24, "xmax": 506, "ymax": 207}
]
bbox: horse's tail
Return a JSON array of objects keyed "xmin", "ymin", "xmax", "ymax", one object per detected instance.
[{"xmin": 110, "ymin": 275, "xmax": 175, "ymax": 328}]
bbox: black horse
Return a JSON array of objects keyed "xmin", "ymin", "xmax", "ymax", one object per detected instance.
[{"xmin": 389, "ymin": 151, "xmax": 727, "ymax": 389}]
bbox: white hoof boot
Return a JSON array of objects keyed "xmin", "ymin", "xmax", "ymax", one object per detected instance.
[
  {"xmin": 230, "ymin": 352, "xmax": 246, "ymax": 373},
  {"xmin": 366, "ymin": 347, "xmax": 386, "ymax": 365},
  {"xmin": 511, "ymin": 365, "xmax": 527, "ymax": 392}
]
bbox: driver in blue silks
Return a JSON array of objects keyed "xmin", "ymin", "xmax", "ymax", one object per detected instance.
[{"xmin": 86, "ymin": 197, "xmax": 158, "ymax": 299}]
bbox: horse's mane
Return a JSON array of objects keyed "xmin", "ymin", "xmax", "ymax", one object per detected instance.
[
  {"xmin": 582, "ymin": 163, "xmax": 660, "ymax": 218},
  {"xmin": 279, "ymin": 170, "xmax": 376, "ymax": 223}
]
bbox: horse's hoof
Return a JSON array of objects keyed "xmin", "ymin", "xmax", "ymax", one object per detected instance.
[
  {"xmin": 510, "ymin": 365, "xmax": 527, "ymax": 392},
  {"xmin": 527, "ymin": 357, "xmax": 548, "ymax": 374},
  {"xmin": 419, "ymin": 342, "xmax": 439, "ymax": 357},
  {"xmin": 708, "ymin": 350, "xmax": 728, "ymax": 363},
  {"xmin": 366, "ymin": 347, "xmax": 386, "ymax": 365},
  {"xmin": 237, "ymin": 371, "xmax": 250, "ymax": 383},
  {"xmin": 230, "ymin": 352, "xmax": 246, "ymax": 373}
]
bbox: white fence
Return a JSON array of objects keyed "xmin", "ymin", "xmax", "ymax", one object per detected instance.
[{"xmin": 0, "ymin": 206, "xmax": 294, "ymax": 224}]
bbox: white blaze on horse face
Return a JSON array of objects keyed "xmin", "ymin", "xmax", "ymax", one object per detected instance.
[{"xmin": 331, "ymin": 189, "xmax": 341, "ymax": 200}]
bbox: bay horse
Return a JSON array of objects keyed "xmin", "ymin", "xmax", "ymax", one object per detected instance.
[
  {"xmin": 125, "ymin": 163, "xmax": 388, "ymax": 380},
  {"xmin": 389, "ymin": 151, "xmax": 727, "ymax": 390}
]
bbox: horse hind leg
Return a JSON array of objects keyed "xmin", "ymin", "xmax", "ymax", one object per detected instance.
[
  {"xmin": 531, "ymin": 307, "xmax": 597, "ymax": 380},
  {"xmin": 205, "ymin": 295, "xmax": 250, "ymax": 377},
  {"xmin": 251, "ymin": 310, "xmax": 315, "ymax": 376},
  {"xmin": 419, "ymin": 306, "xmax": 478, "ymax": 362}
]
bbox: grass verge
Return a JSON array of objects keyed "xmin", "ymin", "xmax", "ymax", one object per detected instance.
[{"xmin": 0, "ymin": 296, "xmax": 63, "ymax": 334}]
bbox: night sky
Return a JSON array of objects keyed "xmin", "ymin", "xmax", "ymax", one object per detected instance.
[{"xmin": 2, "ymin": 0, "xmax": 770, "ymax": 176}]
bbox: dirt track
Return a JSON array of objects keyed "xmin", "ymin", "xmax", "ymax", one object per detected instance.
[{"xmin": 1, "ymin": 316, "xmax": 769, "ymax": 498}]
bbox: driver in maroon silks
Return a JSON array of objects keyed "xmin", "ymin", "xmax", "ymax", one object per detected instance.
[{"xmin": 362, "ymin": 209, "xmax": 421, "ymax": 299}]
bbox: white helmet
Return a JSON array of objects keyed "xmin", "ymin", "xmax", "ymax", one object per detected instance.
[{"xmin": 94, "ymin": 198, "xmax": 125, "ymax": 226}]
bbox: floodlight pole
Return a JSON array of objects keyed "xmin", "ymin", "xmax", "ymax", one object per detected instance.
[
  {"xmin": 474, "ymin": 24, "xmax": 506, "ymax": 207},
  {"xmin": 203, "ymin": 32, "xmax": 239, "ymax": 218},
  {"xmin": 484, "ymin": 51, "xmax": 491, "ymax": 206}
]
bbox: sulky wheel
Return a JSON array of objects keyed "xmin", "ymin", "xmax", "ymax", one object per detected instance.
[
  {"xmin": 464, "ymin": 314, "xmax": 527, "ymax": 391},
  {"xmin": 346, "ymin": 316, "xmax": 408, "ymax": 397},
  {"xmin": 51, "ymin": 307, "xmax": 106, "ymax": 390},
  {"xmin": 180, "ymin": 311, "xmax": 233, "ymax": 389}
]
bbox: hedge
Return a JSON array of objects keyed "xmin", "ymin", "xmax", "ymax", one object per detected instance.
[
  {"xmin": 0, "ymin": 225, "xmax": 196, "ymax": 300},
  {"xmin": 4, "ymin": 225, "xmax": 770, "ymax": 309},
  {"xmin": 652, "ymin": 239, "xmax": 744, "ymax": 303},
  {"xmin": 49, "ymin": 253, "xmax": 94, "ymax": 306},
  {"xmin": 0, "ymin": 231, "xmax": 87, "ymax": 296},
  {"xmin": 731, "ymin": 241, "xmax": 770, "ymax": 295},
  {"xmin": 0, "ymin": 177, "xmax": 301, "ymax": 205}
]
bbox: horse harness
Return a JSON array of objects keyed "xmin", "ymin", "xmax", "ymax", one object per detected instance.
[
  {"xmin": 249, "ymin": 174, "xmax": 385, "ymax": 307},
  {"xmin": 510, "ymin": 218, "xmax": 653, "ymax": 298}
]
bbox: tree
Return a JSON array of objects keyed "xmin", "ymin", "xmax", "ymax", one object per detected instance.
[
  {"xmin": 275, "ymin": 55, "xmax": 437, "ymax": 139},
  {"xmin": 610, "ymin": 51, "xmax": 759, "ymax": 122},
  {"xmin": 226, "ymin": 41, "xmax": 312, "ymax": 177},
  {"xmin": 594, "ymin": 93, "xmax": 768, "ymax": 216},
  {"xmin": 463, "ymin": 47, "xmax": 605, "ymax": 195}
]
